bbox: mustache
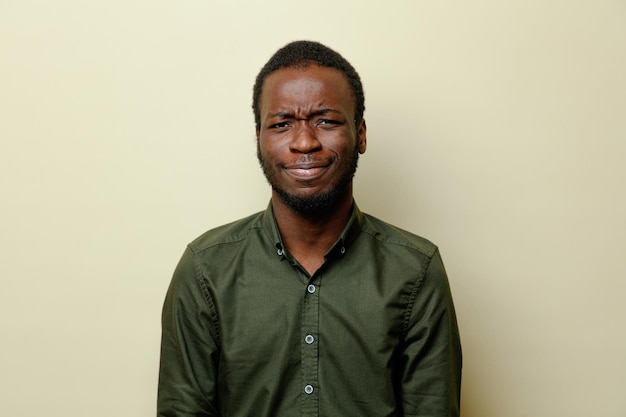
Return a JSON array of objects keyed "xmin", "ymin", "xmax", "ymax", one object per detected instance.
[{"xmin": 279, "ymin": 155, "xmax": 337, "ymax": 168}]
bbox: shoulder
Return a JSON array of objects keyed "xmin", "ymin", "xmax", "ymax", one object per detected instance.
[
  {"xmin": 187, "ymin": 211, "xmax": 266, "ymax": 255},
  {"xmin": 359, "ymin": 212, "xmax": 439, "ymax": 259}
]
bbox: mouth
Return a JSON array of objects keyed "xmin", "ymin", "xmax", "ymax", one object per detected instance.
[{"xmin": 283, "ymin": 162, "xmax": 330, "ymax": 180}]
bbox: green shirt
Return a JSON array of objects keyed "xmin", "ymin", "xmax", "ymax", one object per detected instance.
[{"xmin": 158, "ymin": 203, "xmax": 461, "ymax": 417}]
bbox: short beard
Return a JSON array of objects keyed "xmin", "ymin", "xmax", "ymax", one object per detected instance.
[
  {"xmin": 273, "ymin": 180, "xmax": 347, "ymax": 216},
  {"xmin": 257, "ymin": 143, "xmax": 360, "ymax": 216}
]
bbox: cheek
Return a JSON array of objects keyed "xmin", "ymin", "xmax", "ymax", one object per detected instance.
[
  {"xmin": 257, "ymin": 139, "xmax": 286, "ymax": 166},
  {"xmin": 257, "ymin": 138, "xmax": 273, "ymax": 156},
  {"xmin": 324, "ymin": 134, "xmax": 357, "ymax": 154}
]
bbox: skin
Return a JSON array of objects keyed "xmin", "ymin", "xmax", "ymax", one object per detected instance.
[{"xmin": 256, "ymin": 64, "xmax": 367, "ymax": 274}]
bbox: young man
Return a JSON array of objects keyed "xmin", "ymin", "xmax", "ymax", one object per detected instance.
[{"xmin": 158, "ymin": 40, "xmax": 462, "ymax": 417}]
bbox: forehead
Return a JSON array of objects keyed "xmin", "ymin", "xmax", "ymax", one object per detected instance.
[{"xmin": 260, "ymin": 65, "xmax": 354, "ymax": 113}]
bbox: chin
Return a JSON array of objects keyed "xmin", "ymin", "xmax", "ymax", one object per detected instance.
[{"xmin": 275, "ymin": 186, "xmax": 345, "ymax": 216}]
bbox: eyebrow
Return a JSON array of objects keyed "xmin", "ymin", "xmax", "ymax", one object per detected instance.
[{"xmin": 267, "ymin": 108, "xmax": 342, "ymax": 119}]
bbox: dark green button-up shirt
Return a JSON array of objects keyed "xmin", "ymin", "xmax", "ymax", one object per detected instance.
[{"xmin": 158, "ymin": 203, "xmax": 461, "ymax": 417}]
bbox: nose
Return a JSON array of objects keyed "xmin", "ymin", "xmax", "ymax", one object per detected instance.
[{"xmin": 289, "ymin": 120, "xmax": 322, "ymax": 154}]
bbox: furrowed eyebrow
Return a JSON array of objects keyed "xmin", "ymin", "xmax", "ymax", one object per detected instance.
[
  {"xmin": 267, "ymin": 111, "xmax": 294, "ymax": 119},
  {"xmin": 309, "ymin": 108, "xmax": 341, "ymax": 117},
  {"xmin": 267, "ymin": 108, "xmax": 341, "ymax": 119}
]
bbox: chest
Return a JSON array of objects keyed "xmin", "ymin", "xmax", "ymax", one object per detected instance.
[{"xmin": 211, "ymin": 254, "xmax": 417, "ymax": 365}]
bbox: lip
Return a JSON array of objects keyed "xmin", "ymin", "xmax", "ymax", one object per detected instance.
[{"xmin": 283, "ymin": 163, "xmax": 329, "ymax": 180}]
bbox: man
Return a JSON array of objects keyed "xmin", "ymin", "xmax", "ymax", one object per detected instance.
[{"xmin": 158, "ymin": 40, "xmax": 462, "ymax": 417}]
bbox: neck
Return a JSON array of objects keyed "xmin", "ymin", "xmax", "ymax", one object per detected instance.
[{"xmin": 271, "ymin": 190, "xmax": 353, "ymax": 275}]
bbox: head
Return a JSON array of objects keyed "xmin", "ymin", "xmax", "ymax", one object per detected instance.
[
  {"xmin": 252, "ymin": 40, "xmax": 365, "ymax": 131},
  {"xmin": 254, "ymin": 41, "xmax": 367, "ymax": 216}
]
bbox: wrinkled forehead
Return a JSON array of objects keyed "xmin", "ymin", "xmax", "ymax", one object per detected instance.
[{"xmin": 260, "ymin": 65, "xmax": 356, "ymax": 113}]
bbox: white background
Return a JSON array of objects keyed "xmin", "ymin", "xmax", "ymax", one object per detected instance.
[{"xmin": 1, "ymin": 1, "xmax": 625, "ymax": 416}]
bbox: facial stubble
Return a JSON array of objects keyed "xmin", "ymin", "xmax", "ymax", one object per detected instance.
[{"xmin": 257, "ymin": 139, "xmax": 360, "ymax": 216}]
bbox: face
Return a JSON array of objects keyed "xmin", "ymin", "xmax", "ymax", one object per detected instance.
[{"xmin": 256, "ymin": 65, "xmax": 367, "ymax": 215}]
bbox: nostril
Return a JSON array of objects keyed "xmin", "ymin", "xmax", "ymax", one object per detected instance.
[{"xmin": 290, "ymin": 126, "xmax": 322, "ymax": 153}]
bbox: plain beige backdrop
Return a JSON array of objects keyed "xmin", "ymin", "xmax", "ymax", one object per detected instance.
[{"xmin": 1, "ymin": 1, "xmax": 625, "ymax": 416}]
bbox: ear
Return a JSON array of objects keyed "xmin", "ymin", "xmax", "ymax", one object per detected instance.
[{"xmin": 357, "ymin": 119, "xmax": 367, "ymax": 154}]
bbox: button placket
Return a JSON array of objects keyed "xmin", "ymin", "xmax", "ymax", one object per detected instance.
[{"xmin": 301, "ymin": 278, "xmax": 319, "ymax": 414}]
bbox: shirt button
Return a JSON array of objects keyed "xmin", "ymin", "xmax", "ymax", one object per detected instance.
[
  {"xmin": 304, "ymin": 384, "xmax": 314, "ymax": 395},
  {"xmin": 305, "ymin": 334, "xmax": 314, "ymax": 344},
  {"xmin": 277, "ymin": 248, "xmax": 284, "ymax": 256},
  {"xmin": 340, "ymin": 246, "xmax": 346, "ymax": 254},
  {"xmin": 307, "ymin": 284, "xmax": 316, "ymax": 294}
]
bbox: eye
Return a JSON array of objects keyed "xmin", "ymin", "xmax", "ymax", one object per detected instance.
[
  {"xmin": 316, "ymin": 119, "xmax": 341, "ymax": 127},
  {"xmin": 269, "ymin": 121, "xmax": 290, "ymax": 129}
]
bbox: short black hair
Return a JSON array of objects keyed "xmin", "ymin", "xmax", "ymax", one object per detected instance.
[{"xmin": 252, "ymin": 40, "xmax": 365, "ymax": 130}]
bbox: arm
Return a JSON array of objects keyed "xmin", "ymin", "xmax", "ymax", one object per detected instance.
[
  {"xmin": 399, "ymin": 249, "xmax": 462, "ymax": 417},
  {"xmin": 157, "ymin": 247, "xmax": 221, "ymax": 417}
]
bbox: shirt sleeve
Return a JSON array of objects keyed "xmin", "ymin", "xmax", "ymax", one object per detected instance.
[
  {"xmin": 399, "ymin": 249, "xmax": 462, "ymax": 417},
  {"xmin": 157, "ymin": 247, "xmax": 221, "ymax": 417}
]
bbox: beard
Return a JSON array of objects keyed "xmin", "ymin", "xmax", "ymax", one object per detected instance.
[{"xmin": 257, "ymin": 141, "xmax": 360, "ymax": 216}]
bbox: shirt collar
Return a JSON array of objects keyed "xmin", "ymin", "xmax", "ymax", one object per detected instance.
[{"xmin": 261, "ymin": 200, "xmax": 364, "ymax": 261}]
